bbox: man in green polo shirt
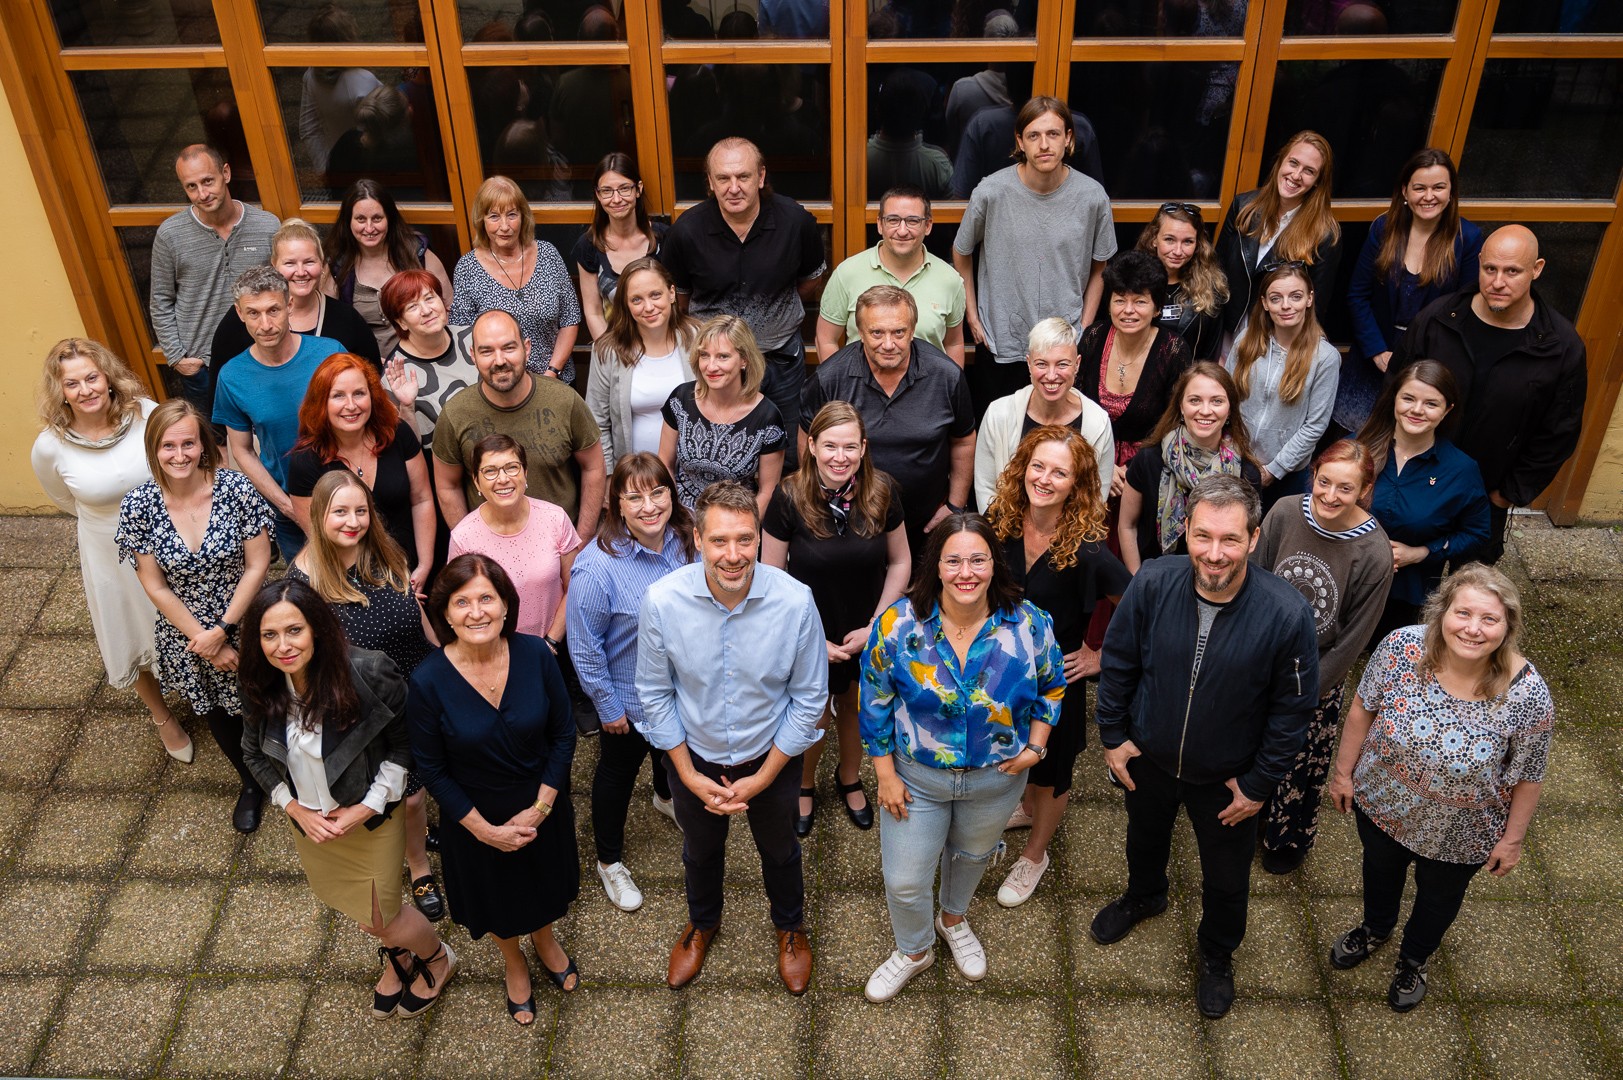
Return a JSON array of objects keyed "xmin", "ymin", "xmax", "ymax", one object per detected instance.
[{"xmin": 816, "ymin": 186, "xmax": 966, "ymax": 366}]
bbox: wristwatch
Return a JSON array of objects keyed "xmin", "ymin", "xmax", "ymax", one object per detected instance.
[
  {"xmin": 945, "ymin": 500, "xmax": 967, "ymax": 514},
  {"xmin": 217, "ymin": 618, "xmax": 238, "ymax": 634},
  {"xmin": 1024, "ymin": 742, "xmax": 1048, "ymax": 760}
]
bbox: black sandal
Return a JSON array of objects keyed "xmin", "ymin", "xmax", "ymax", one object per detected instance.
[
  {"xmin": 411, "ymin": 873, "xmax": 446, "ymax": 922},
  {"xmin": 543, "ymin": 953, "xmax": 580, "ymax": 993},
  {"xmin": 835, "ymin": 776, "xmax": 874, "ymax": 830},
  {"xmin": 372, "ymin": 946, "xmax": 412, "ymax": 1020},
  {"xmin": 507, "ymin": 992, "xmax": 536, "ymax": 1025},
  {"xmin": 396, "ymin": 941, "xmax": 458, "ymax": 1019},
  {"xmin": 795, "ymin": 787, "xmax": 817, "ymax": 837}
]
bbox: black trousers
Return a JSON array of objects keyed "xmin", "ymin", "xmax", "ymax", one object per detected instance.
[
  {"xmin": 665, "ymin": 749, "xmax": 804, "ymax": 932},
  {"xmin": 1482, "ymin": 501, "xmax": 1510, "ymax": 565},
  {"xmin": 591, "ymin": 725, "xmax": 670, "ymax": 865},
  {"xmin": 968, "ymin": 355, "xmax": 1030, "ymax": 424},
  {"xmin": 209, "ymin": 708, "xmax": 259, "ymax": 791},
  {"xmin": 1124, "ymin": 756, "xmax": 1258, "ymax": 958},
  {"xmin": 761, "ymin": 338, "xmax": 807, "ymax": 474},
  {"xmin": 1355, "ymin": 805, "xmax": 1484, "ymax": 964}
]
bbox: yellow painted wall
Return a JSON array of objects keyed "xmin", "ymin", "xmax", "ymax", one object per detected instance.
[
  {"xmin": 1580, "ymin": 382, "xmax": 1623, "ymax": 522},
  {"xmin": 0, "ymin": 74, "xmax": 88, "ymax": 513}
]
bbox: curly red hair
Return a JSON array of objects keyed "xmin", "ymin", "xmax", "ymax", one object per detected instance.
[{"xmin": 294, "ymin": 353, "xmax": 398, "ymax": 463}]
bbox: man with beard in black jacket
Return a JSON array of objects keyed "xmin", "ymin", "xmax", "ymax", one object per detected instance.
[{"xmin": 1090, "ymin": 474, "xmax": 1319, "ymax": 1019}]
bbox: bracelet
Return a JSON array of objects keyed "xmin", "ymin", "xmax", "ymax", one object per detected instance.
[
  {"xmin": 533, "ymin": 798, "xmax": 552, "ymax": 816},
  {"xmin": 945, "ymin": 500, "xmax": 966, "ymax": 514},
  {"xmin": 544, "ymin": 635, "xmax": 562, "ymax": 653}
]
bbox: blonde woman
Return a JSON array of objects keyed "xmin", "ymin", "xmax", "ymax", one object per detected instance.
[{"xmin": 1137, "ymin": 202, "xmax": 1230, "ymax": 363}]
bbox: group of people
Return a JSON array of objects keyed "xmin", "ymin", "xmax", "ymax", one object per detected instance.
[{"xmin": 32, "ymin": 99, "xmax": 1577, "ymax": 1027}]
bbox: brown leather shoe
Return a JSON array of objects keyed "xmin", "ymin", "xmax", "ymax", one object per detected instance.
[
  {"xmin": 777, "ymin": 928, "xmax": 812, "ymax": 995},
  {"xmin": 667, "ymin": 922, "xmax": 718, "ymax": 989}
]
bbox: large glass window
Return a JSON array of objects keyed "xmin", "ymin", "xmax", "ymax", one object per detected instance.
[
  {"xmin": 271, "ymin": 66, "xmax": 449, "ymax": 202},
  {"xmin": 1460, "ymin": 60, "xmax": 1623, "ymax": 200},
  {"xmin": 465, "ymin": 65, "xmax": 639, "ymax": 202},
  {"xmin": 456, "ymin": 0, "xmax": 625, "ymax": 42},
  {"xmin": 254, "ymin": 0, "xmax": 425, "ymax": 44},
  {"xmin": 865, "ymin": 63, "xmax": 1036, "ymax": 201},
  {"xmin": 1495, "ymin": 0, "xmax": 1623, "ymax": 34},
  {"xmin": 1076, "ymin": 0, "xmax": 1247, "ymax": 37},
  {"xmin": 872, "ymin": 3, "xmax": 1034, "ymax": 38},
  {"xmin": 1283, "ymin": 0, "xmax": 1457, "ymax": 35},
  {"xmin": 669, "ymin": 63, "xmax": 831, "ymax": 200},
  {"xmin": 49, "ymin": 0, "xmax": 220, "ymax": 47},
  {"xmin": 1069, "ymin": 60, "xmax": 1237, "ymax": 200}
]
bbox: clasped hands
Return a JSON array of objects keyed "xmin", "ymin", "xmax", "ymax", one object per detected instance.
[
  {"xmin": 684, "ymin": 770, "xmax": 770, "ymax": 816},
  {"xmin": 287, "ymin": 801, "xmax": 376, "ymax": 843}
]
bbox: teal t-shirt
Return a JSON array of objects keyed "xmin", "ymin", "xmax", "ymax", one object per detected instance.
[{"xmin": 212, "ymin": 334, "xmax": 343, "ymax": 487}]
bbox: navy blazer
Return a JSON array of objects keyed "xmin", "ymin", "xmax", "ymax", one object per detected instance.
[{"xmin": 1346, "ymin": 214, "xmax": 1483, "ymax": 363}]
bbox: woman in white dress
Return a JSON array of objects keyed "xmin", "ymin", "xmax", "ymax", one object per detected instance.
[{"xmin": 31, "ymin": 338, "xmax": 192, "ymax": 761}]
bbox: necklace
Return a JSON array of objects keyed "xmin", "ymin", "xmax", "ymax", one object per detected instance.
[
  {"xmin": 941, "ymin": 610, "xmax": 988, "ymax": 642},
  {"xmin": 1113, "ymin": 336, "xmax": 1149, "ymax": 391},
  {"xmin": 490, "ymin": 245, "xmax": 525, "ymax": 290}
]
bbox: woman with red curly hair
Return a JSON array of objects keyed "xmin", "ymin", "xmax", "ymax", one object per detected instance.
[
  {"xmin": 289, "ymin": 352, "xmax": 435, "ymax": 595},
  {"xmin": 983, "ymin": 426, "xmax": 1129, "ymax": 907}
]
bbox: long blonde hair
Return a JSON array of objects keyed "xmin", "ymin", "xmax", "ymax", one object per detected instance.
[
  {"xmin": 1233, "ymin": 131, "xmax": 1341, "ymax": 264},
  {"xmin": 1420, "ymin": 563, "xmax": 1525, "ymax": 701},
  {"xmin": 301, "ymin": 470, "xmax": 410, "ymax": 606},
  {"xmin": 38, "ymin": 338, "xmax": 147, "ymax": 435},
  {"xmin": 1136, "ymin": 205, "xmax": 1229, "ymax": 316},
  {"xmin": 984, "ymin": 426, "xmax": 1107, "ymax": 570},
  {"xmin": 1232, "ymin": 265, "xmax": 1325, "ymax": 406}
]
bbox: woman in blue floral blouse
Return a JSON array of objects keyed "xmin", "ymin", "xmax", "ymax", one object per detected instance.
[
  {"xmin": 1327, "ymin": 563, "xmax": 1553, "ymax": 1014},
  {"xmin": 859, "ymin": 514, "xmax": 1064, "ymax": 1003}
]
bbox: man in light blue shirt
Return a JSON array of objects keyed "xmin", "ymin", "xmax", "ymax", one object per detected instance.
[{"xmin": 635, "ymin": 481, "xmax": 825, "ymax": 995}]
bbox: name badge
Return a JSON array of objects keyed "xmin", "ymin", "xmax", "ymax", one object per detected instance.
[{"xmin": 1159, "ymin": 303, "xmax": 1183, "ymax": 322}]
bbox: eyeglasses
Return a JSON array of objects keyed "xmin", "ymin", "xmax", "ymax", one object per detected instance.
[
  {"xmin": 1159, "ymin": 202, "xmax": 1204, "ymax": 221},
  {"xmin": 878, "ymin": 215, "xmax": 928, "ymax": 230},
  {"xmin": 478, "ymin": 462, "xmax": 524, "ymax": 481},
  {"xmin": 595, "ymin": 183, "xmax": 639, "ymax": 202},
  {"xmin": 940, "ymin": 555, "xmax": 992, "ymax": 573},
  {"xmin": 620, "ymin": 487, "xmax": 671, "ymax": 508}
]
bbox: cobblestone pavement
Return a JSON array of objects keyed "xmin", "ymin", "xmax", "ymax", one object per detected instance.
[{"xmin": 0, "ymin": 513, "xmax": 1619, "ymax": 1078}]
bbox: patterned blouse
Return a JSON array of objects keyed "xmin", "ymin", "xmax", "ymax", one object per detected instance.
[
  {"xmin": 660, "ymin": 381, "xmax": 786, "ymax": 511},
  {"xmin": 448, "ymin": 243, "xmax": 583, "ymax": 382},
  {"xmin": 1353, "ymin": 625, "xmax": 1554, "ymax": 865},
  {"xmin": 859, "ymin": 597, "xmax": 1065, "ymax": 769}
]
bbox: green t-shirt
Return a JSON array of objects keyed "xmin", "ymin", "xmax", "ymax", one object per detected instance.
[{"xmin": 818, "ymin": 244, "xmax": 965, "ymax": 354}]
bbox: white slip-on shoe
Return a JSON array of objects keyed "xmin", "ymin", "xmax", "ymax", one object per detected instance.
[
  {"xmin": 935, "ymin": 913, "xmax": 988, "ymax": 980},
  {"xmin": 864, "ymin": 948, "xmax": 934, "ymax": 1003}
]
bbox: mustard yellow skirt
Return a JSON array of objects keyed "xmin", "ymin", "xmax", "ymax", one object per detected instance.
[{"xmin": 291, "ymin": 808, "xmax": 406, "ymax": 925}]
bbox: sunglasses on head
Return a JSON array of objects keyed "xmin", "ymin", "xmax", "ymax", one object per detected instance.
[{"xmin": 1159, "ymin": 202, "xmax": 1204, "ymax": 222}]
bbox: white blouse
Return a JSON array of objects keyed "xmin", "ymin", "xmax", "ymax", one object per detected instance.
[{"xmin": 271, "ymin": 693, "xmax": 406, "ymax": 815}]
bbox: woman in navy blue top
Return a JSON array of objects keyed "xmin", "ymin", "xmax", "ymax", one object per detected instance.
[
  {"xmin": 408, "ymin": 554, "xmax": 579, "ymax": 1026},
  {"xmin": 1357, "ymin": 359, "xmax": 1490, "ymax": 645},
  {"xmin": 1337, "ymin": 148, "xmax": 1483, "ymax": 434}
]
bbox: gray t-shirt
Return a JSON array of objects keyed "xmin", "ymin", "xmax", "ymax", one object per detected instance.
[
  {"xmin": 1192, "ymin": 596, "xmax": 1223, "ymax": 684},
  {"xmin": 954, "ymin": 165, "xmax": 1116, "ymax": 363}
]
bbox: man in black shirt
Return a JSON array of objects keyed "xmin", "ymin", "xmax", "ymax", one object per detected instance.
[
  {"xmin": 659, "ymin": 137, "xmax": 826, "ymax": 471},
  {"xmin": 1392, "ymin": 225, "xmax": 1588, "ymax": 562},
  {"xmin": 800, "ymin": 285, "xmax": 976, "ymax": 563}
]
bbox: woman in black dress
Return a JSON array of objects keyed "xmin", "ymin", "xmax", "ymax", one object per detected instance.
[
  {"xmin": 984, "ymin": 426, "xmax": 1129, "ymax": 907},
  {"xmin": 289, "ymin": 470, "xmax": 442, "ymax": 921},
  {"xmin": 763, "ymin": 402, "xmax": 911, "ymax": 836},
  {"xmin": 408, "ymin": 554, "xmax": 580, "ymax": 1026}
]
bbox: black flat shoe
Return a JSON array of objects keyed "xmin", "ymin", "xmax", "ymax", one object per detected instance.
[
  {"xmin": 795, "ymin": 787, "xmax": 817, "ymax": 838},
  {"xmin": 507, "ymin": 993, "xmax": 536, "ymax": 1025},
  {"xmin": 424, "ymin": 825, "xmax": 440, "ymax": 853},
  {"xmin": 543, "ymin": 953, "xmax": 580, "ymax": 993},
  {"xmin": 232, "ymin": 785, "xmax": 263, "ymax": 834},
  {"xmin": 835, "ymin": 776, "xmax": 873, "ymax": 830},
  {"xmin": 412, "ymin": 873, "xmax": 446, "ymax": 922},
  {"xmin": 372, "ymin": 946, "xmax": 412, "ymax": 1020}
]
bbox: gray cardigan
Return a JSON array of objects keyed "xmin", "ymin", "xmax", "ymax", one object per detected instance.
[
  {"xmin": 585, "ymin": 338, "xmax": 695, "ymax": 472},
  {"xmin": 1222, "ymin": 334, "xmax": 1341, "ymax": 478}
]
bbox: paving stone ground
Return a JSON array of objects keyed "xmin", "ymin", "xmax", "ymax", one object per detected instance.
[{"xmin": 0, "ymin": 511, "xmax": 1619, "ymax": 1078}]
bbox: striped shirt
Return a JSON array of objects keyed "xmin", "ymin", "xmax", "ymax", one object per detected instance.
[
  {"xmin": 566, "ymin": 529, "xmax": 691, "ymax": 728},
  {"xmin": 150, "ymin": 202, "xmax": 280, "ymax": 365}
]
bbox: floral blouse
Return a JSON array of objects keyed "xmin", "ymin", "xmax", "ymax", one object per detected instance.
[
  {"xmin": 1353, "ymin": 625, "xmax": 1554, "ymax": 865},
  {"xmin": 859, "ymin": 597, "xmax": 1064, "ymax": 769}
]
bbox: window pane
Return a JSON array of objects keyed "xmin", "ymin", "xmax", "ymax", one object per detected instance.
[
  {"xmin": 255, "ymin": 0, "xmax": 424, "ymax": 43},
  {"xmin": 866, "ymin": 63, "xmax": 1035, "ymax": 201},
  {"xmin": 1459, "ymin": 60, "xmax": 1623, "ymax": 200},
  {"xmin": 1069, "ymin": 61, "xmax": 1235, "ymax": 200},
  {"xmin": 1284, "ymin": 0, "xmax": 1456, "ymax": 35},
  {"xmin": 1076, "ymin": 0, "xmax": 1247, "ymax": 37},
  {"xmin": 117, "ymin": 226, "xmax": 159, "ymax": 338},
  {"xmin": 271, "ymin": 67, "xmax": 449, "ymax": 202},
  {"xmin": 1475, "ymin": 222, "xmax": 1604, "ymax": 323},
  {"xmin": 70, "ymin": 69, "xmax": 259, "ymax": 205},
  {"xmin": 1262, "ymin": 59, "xmax": 1444, "ymax": 197},
  {"xmin": 456, "ymin": 0, "xmax": 625, "ymax": 42},
  {"xmin": 1495, "ymin": 0, "xmax": 1623, "ymax": 34},
  {"xmin": 664, "ymin": 0, "xmax": 831, "ymax": 39},
  {"xmin": 670, "ymin": 63, "xmax": 830, "ymax": 200},
  {"xmin": 466, "ymin": 65, "xmax": 638, "ymax": 203},
  {"xmin": 871, "ymin": 2, "xmax": 1034, "ymax": 38},
  {"xmin": 49, "ymin": 0, "xmax": 219, "ymax": 47}
]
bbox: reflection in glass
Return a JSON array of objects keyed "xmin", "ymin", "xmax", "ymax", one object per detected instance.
[
  {"xmin": 1262, "ymin": 60, "xmax": 1443, "ymax": 198},
  {"xmin": 255, "ymin": 0, "xmax": 423, "ymax": 43},
  {"xmin": 48, "ymin": 0, "xmax": 219, "ymax": 47},
  {"xmin": 1284, "ymin": 0, "xmax": 1455, "ymax": 35},
  {"xmin": 1069, "ymin": 60, "xmax": 1234, "ymax": 200},
  {"xmin": 663, "ymin": 0, "xmax": 831, "ymax": 38},
  {"xmin": 467, "ymin": 66, "xmax": 638, "ymax": 203},
  {"xmin": 70, "ymin": 69, "xmax": 258, "ymax": 205},
  {"xmin": 456, "ymin": 0, "xmax": 624, "ymax": 43},
  {"xmin": 272, "ymin": 67, "xmax": 448, "ymax": 202},
  {"xmin": 1076, "ymin": 0, "xmax": 1246, "ymax": 37},
  {"xmin": 1460, "ymin": 61, "xmax": 1623, "ymax": 200},
  {"xmin": 865, "ymin": 63, "xmax": 1035, "ymax": 201},
  {"xmin": 670, "ymin": 63, "xmax": 830, "ymax": 200},
  {"xmin": 1495, "ymin": 0, "xmax": 1623, "ymax": 34},
  {"xmin": 870, "ymin": 0, "xmax": 1034, "ymax": 38},
  {"xmin": 118, "ymin": 226, "xmax": 158, "ymax": 338}
]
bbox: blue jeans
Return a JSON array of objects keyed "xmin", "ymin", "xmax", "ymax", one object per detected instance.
[{"xmin": 879, "ymin": 754, "xmax": 1026, "ymax": 955}]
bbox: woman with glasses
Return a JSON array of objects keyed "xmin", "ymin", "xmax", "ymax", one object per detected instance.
[
  {"xmin": 1138, "ymin": 203, "xmax": 1229, "ymax": 364},
  {"xmin": 568, "ymin": 454, "xmax": 694, "ymax": 913},
  {"xmin": 573, "ymin": 154, "xmax": 669, "ymax": 345},
  {"xmin": 448, "ymin": 434, "xmax": 582, "ymax": 645},
  {"xmin": 860, "ymin": 514, "xmax": 1063, "ymax": 1001}
]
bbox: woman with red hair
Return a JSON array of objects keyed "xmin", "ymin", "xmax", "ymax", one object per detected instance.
[{"xmin": 289, "ymin": 353, "xmax": 435, "ymax": 596}]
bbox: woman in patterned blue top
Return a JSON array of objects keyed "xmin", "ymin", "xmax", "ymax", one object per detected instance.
[
  {"xmin": 859, "ymin": 514, "xmax": 1064, "ymax": 1002},
  {"xmin": 1327, "ymin": 564, "xmax": 1553, "ymax": 1014}
]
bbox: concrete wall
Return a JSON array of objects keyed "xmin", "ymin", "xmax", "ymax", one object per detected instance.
[{"xmin": 1582, "ymin": 383, "xmax": 1623, "ymax": 521}]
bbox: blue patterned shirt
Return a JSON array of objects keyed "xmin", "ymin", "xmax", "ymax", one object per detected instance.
[{"xmin": 860, "ymin": 598, "xmax": 1065, "ymax": 768}]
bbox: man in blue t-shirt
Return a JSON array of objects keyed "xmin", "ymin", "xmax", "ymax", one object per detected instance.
[{"xmin": 212, "ymin": 264, "xmax": 342, "ymax": 558}]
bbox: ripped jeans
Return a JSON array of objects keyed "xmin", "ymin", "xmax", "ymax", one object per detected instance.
[{"xmin": 879, "ymin": 754, "xmax": 1027, "ymax": 955}]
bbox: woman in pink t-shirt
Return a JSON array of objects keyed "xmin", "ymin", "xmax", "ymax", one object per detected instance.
[{"xmin": 448, "ymin": 433, "xmax": 582, "ymax": 645}]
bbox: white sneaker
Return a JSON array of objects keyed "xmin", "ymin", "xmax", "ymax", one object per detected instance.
[
  {"xmin": 935, "ymin": 913, "xmax": 987, "ymax": 980},
  {"xmin": 996, "ymin": 852, "xmax": 1050, "ymax": 908},
  {"xmin": 652, "ymin": 793, "xmax": 679, "ymax": 826},
  {"xmin": 864, "ymin": 948, "xmax": 934, "ymax": 1003},
  {"xmin": 596, "ymin": 861, "xmax": 644, "ymax": 912},
  {"xmin": 1005, "ymin": 803, "xmax": 1034, "ymax": 830}
]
